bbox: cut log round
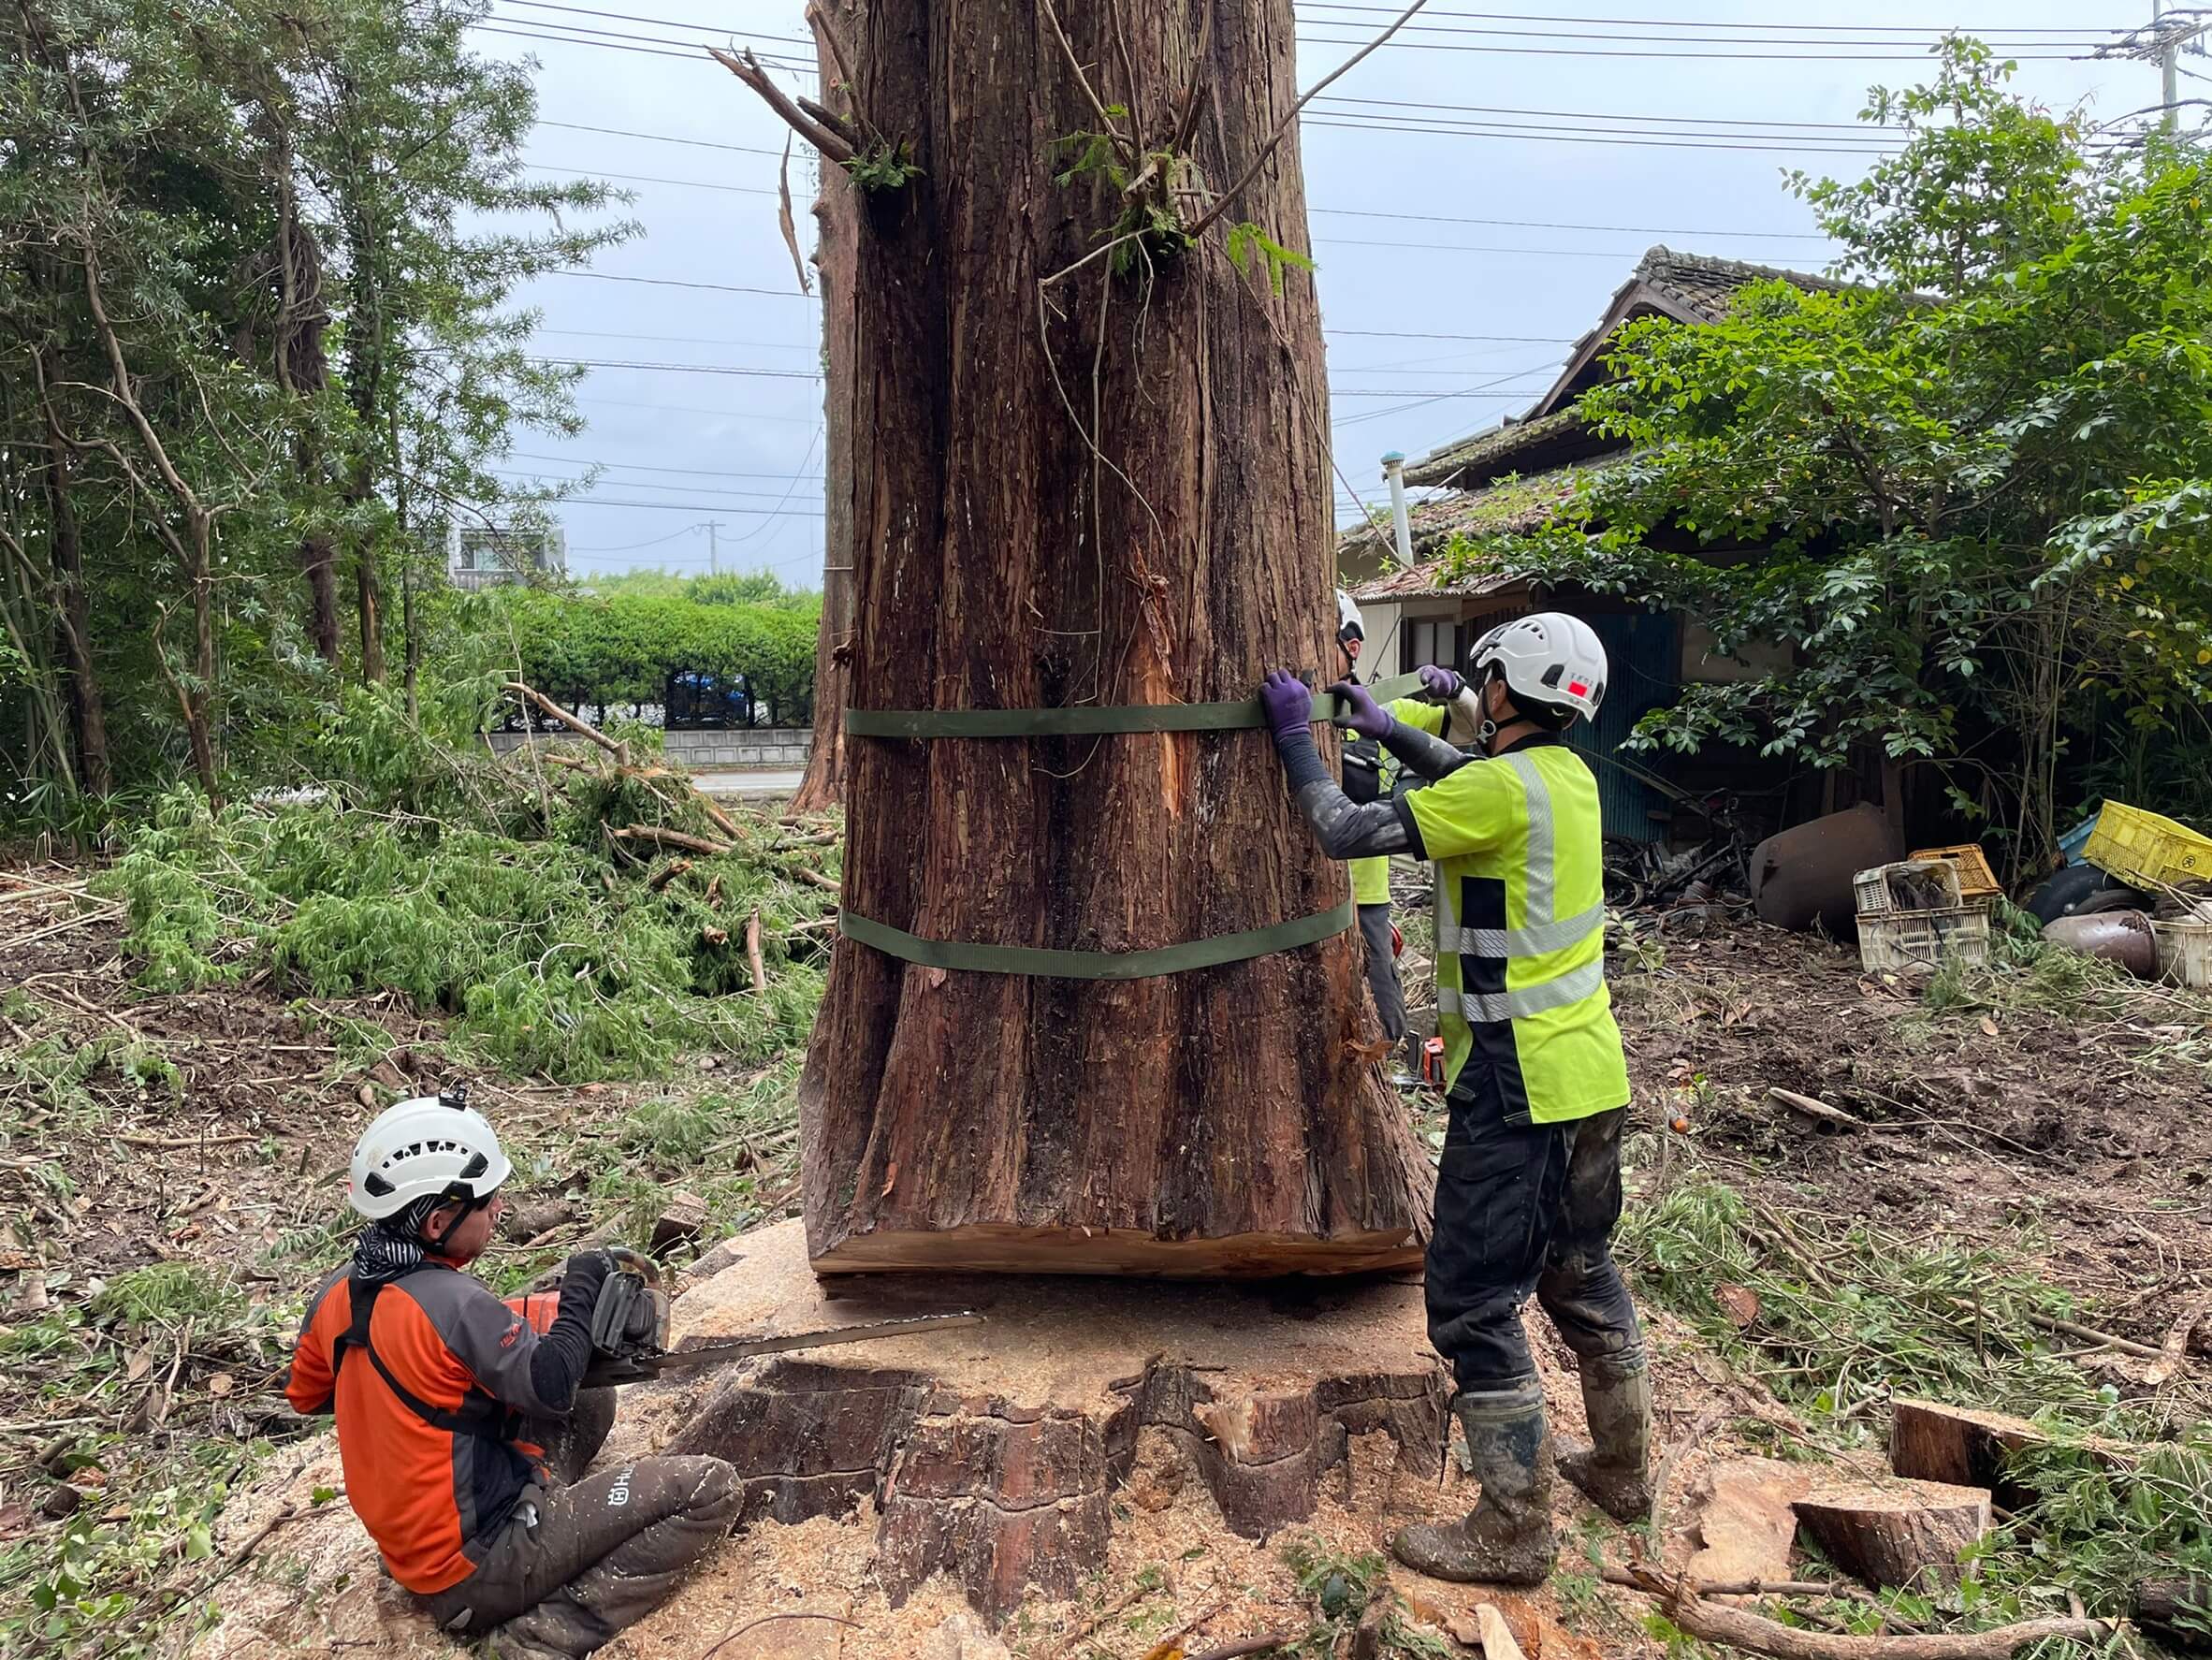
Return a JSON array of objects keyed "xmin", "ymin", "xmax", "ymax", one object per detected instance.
[
  {"xmin": 783, "ymin": 0, "xmax": 1433, "ymax": 1276},
  {"xmin": 1887, "ymin": 1399, "xmax": 2044, "ymax": 1507},
  {"xmin": 1793, "ymin": 1476, "xmax": 1992, "ymax": 1591},
  {"xmin": 659, "ymin": 1219, "xmax": 1446, "ymax": 1624},
  {"xmin": 2134, "ymin": 1578, "xmax": 2212, "ymax": 1652}
]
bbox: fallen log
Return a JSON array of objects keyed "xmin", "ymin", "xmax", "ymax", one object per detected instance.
[
  {"xmin": 2025, "ymin": 1312, "xmax": 2162, "ymax": 1360},
  {"xmin": 746, "ymin": 911, "xmax": 768, "ymax": 997},
  {"xmin": 1768, "ymin": 1087, "xmax": 1870, "ymax": 1130},
  {"xmin": 2133, "ymin": 1577, "xmax": 2212, "ymax": 1651},
  {"xmin": 1888, "ymin": 1400, "xmax": 2046, "ymax": 1506},
  {"xmin": 1655, "ymin": 1588, "xmax": 2109, "ymax": 1659},
  {"xmin": 503, "ymin": 682, "xmax": 627, "ymax": 764},
  {"xmin": 611, "ymin": 825, "xmax": 735, "ymax": 859},
  {"xmin": 1793, "ymin": 1477, "xmax": 1991, "ymax": 1591},
  {"xmin": 2146, "ymin": 1292, "xmax": 2212, "ymax": 1387}
]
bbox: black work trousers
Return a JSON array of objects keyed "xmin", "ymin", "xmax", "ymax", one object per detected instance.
[
  {"xmin": 422, "ymin": 1391, "xmax": 742, "ymax": 1657},
  {"xmin": 1359, "ymin": 902, "xmax": 1406, "ymax": 1042},
  {"xmin": 1425, "ymin": 1056, "xmax": 1644, "ymax": 1394}
]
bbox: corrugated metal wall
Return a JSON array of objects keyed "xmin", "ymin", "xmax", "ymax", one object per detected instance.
[{"xmin": 1567, "ymin": 610, "xmax": 1680, "ymax": 844}]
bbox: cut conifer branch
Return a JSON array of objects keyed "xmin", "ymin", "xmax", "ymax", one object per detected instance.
[{"xmin": 709, "ymin": 46, "xmax": 857, "ymax": 164}]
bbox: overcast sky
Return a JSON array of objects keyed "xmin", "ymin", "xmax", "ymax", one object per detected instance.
[{"xmin": 474, "ymin": 2, "xmax": 2173, "ymax": 585}]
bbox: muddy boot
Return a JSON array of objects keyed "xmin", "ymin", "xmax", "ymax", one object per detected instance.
[
  {"xmin": 485, "ymin": 1632, "xmax": 570, "ymax": 1660},
  {"xmin": 1554, "ymin": 1358, "xmax": 1652, "ymax": 1524},
  {"xmin": 1390, "ymin": 1384, "xmax": 1555, "ymax": 1585}
]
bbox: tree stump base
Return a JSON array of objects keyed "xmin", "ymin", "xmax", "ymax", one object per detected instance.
[{"xmin": 662, "ymin": 1220, "xmax": 1446, "ymax": 1624}]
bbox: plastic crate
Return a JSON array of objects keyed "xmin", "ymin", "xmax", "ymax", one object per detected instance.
[
  {"xmin": 1858, "ymin": 904, "xmax": 1991, "ymax": 975},
  {"xmin": 1908, "ymin": 843, "xmax": 2002, "ymax": 902},
  {"xmin": 2155, "ymin": 920, "xmax": 2212, "ymax": 989},
  {"xmin": 1854, "ymin": 859, "xmax": 1964, "ymax": 918},
  {"xmin": 2083, "ymin": 801, "xmax": 2212, "ymax": 890}
]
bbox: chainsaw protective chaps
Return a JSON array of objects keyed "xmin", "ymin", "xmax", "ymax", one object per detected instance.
[{"xmin": 423, "ymin": 1452, "xmax": 740, "ymax": 1657}]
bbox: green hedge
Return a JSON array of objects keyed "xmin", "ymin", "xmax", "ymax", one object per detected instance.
[{"xmin": 491, "ymin": 590, "xmax": 817, "ymax": 722}]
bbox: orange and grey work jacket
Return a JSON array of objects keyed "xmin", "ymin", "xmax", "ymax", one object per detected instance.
[{"xmin": 285, "ymin": 1263, "xmax": 566, "ymax": 1594}]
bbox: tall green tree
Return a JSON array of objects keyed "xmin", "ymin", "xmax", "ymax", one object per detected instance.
[
  {"xmin": 0, "ymin": 0, "xmax": 629, "ymax": 814},
  {"xmin": 1464, "ymin": 42, "xmax": 2212, "ymax": 866}
]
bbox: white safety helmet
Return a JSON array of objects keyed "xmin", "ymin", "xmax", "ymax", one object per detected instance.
[
  {"xmin": 347, "ymin": 1091, "xmax": 512, "ymax": 1220},
  {"xmin": 1468, "ymin": 611, "xmax": 1608, "ymax": 726},
  {"xmin": 1336, "ymin": 589, "xmax": 1365, "ymax": 646}
]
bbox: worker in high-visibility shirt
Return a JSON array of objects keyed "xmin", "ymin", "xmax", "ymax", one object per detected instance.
[
  {"xmin": 1333, "ymin": 590, "xmax": 1480, "ymax": 1044},
  {"xmin": 1259, "ymin": 613, "xmax": 1648, "ymax": 1587}
]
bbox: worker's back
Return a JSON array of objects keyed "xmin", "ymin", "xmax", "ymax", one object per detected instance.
[
  {"xmin": 1403, "ymin": 736, "xmax": 1628, "ymax": 1125},
  {"xmin": 286, "ymin": 1264, "xmax": 547, "ymax": 1593}
]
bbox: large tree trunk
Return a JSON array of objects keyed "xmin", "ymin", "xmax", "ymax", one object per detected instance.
[
  {"xmin": 37, "ymin": 391, "xmax": 110, "ymax": 795},
  {"xmin": 790, "ymin": 11, "xmax": 859, "ymax": 818},
  {"xmin": 793, "ymin": 0, "xmax": 1432, "ymax": 1275}
]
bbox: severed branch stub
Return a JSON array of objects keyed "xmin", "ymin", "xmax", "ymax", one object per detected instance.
[{"xmin": 708, "ymin": 46, "xmax": 855, "ymax": 164}]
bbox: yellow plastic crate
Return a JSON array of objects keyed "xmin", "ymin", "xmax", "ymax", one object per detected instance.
[
  {"xmin": 2083, "ymin": 801, "xmax": 2212, "ymax": 890},
  {"xmin": 1908, "ymin": 843, "xmax": 2002, "ymax": 902}
]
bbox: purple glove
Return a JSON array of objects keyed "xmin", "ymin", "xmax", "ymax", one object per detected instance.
[
  {"xmin": 1259, "ymin": 670, "xmax": 1314, "ymax": 742},
  {"xmin": 1418, "ymin": 664, "xmax": 1465, "ymax": 704},
  {"xmin": 1327, "ymin": 679, "xmax": 1393, "ymax": 740}
]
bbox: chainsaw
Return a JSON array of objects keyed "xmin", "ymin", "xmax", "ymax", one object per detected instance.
[{"xmin": 511, "ymin": 1247, "xmax": 979, "ymax": 1388}]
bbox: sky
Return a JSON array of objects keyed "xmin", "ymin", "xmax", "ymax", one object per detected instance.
[{"xmin": 471, "ymin": 2, "xmax": 2181, "ymax": 585}]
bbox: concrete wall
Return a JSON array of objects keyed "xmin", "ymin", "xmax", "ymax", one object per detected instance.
[{"xmin": 488, "ymin": 728, "xmax": 812, "ymax": 767}]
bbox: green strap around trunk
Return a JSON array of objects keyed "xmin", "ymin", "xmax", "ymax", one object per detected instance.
[
  {"xmin": 838, "ymin": 897, "xmax": 1355, "ymax": 980},
  {"xmin": 833, "ymin": 670, "xmax": 1427, "ymax": 977},
  {"xmin": 842, "ymin": 671, "xmax": 1431, "ymax": 738}
]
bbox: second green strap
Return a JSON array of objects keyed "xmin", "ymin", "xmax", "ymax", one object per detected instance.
[{"xmin": 838, "ymin": 898, "xmax": 1354, "ymax": 980}]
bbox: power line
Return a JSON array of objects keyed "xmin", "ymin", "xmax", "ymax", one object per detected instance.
[
  {"xmin": 1301, "ymin": 115, "xmax": 1897, "ymax": 155},
  {"xmin": 1299, "ymin": 4, "xmax": 2106, "ymax": 34},
  {"xmin": 579, "ymin": 394, "xmax": 821, "ymax": 425},
  {"xmin": 475, "ymin": 8, "xmax": 2086, "ymax": 72},
  {"xmin": 1293, "ymin": 28, "xmax": 2081, "ymax": 60},
  {"xmin": 519, "ymin": 149, "xmax": 1835, "ymax": 242},
  {"xmin": 528, "ymin": 164, "xmax": 781, "ymax": 197},
  {"xmin": 568, "ymin": 522, "xmax": 710, "ymax": 553},
  {"xmin": 540, "ymin": 495, "xmax": 825, "ymax": 515},
  {"xmin": 1296, "ymin": 10, "xmax": 2106, "ymax": 50},
  {"xmin": 492, "ymin": 468, "xmax": 821, "ymax": 502},
  {"xmin": 533, "ymin": 355, "xmax": 822, "ymax": 378},
  {"xmin": 507, "ymin": 449, "xmax": 823, "ymax": 480},
  {"xmin": 1309, "ymin": 93, "xmax": 1895, "ymax": 134},
  {"xmin": 539, "ymin": 120, "xmax": 787, "ymax": 157},
  {"xmin": 546, "ymin": 269, "xmax": 817, "ymax": 299},
  {"xmin": 535, "ymin": 327, "xmax": 819, "ymax": 351},
  {"xmin": 1312, "ymin": 205, "xmax": 1825, "ymax": 240}
]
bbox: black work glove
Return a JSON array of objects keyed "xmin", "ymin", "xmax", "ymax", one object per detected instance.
[{"xmin": 557, "ymin": 1249, "xmax": 616, "ymax": 1316}]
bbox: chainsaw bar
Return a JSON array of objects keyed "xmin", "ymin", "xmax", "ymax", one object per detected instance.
[{"xmin": 641, "ymin": 1310, "xmax": 982, "ymax": 1372}]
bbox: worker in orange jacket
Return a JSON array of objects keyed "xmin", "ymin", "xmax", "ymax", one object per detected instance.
[{"xmin": 287, "ymin": 1093, "xmax": 739, "ymax": 1658}]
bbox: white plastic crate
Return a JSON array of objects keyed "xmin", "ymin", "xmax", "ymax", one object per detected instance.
[{"xmin": 1858, "ymin": 904, "xmax": 1990, "ymax": 974}]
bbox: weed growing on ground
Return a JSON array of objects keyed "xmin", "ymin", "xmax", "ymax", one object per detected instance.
[
  {"xmin": 1277, "ymin": 1536, "xmax": 1453, "ymax": 1656},
  {"xmin": 1621, "ymin": 1171, "xmax": 2212, "ymax": 1643}
]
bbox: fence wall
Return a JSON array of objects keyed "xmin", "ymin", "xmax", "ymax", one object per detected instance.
[{"xmin": 488, "ymin": 728, "xmax": 812, "ymax": 768}]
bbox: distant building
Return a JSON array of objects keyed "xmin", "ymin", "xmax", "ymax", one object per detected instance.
[{"xmin": 447, "ymin": 522, "xmax": 565, "ymax": 590}]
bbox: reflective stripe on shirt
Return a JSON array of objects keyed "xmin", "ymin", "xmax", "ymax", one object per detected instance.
[{"xmin": 1437, "ymin": 956, "xmax": 1607, "ymax": 1024}]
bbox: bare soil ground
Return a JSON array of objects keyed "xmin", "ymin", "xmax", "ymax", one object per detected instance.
[{"xmin": 5, "ymin": 866, "xmax": 2208, "ymax": 1658}]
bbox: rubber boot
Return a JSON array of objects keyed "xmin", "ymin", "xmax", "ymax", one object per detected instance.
[
  {"xmin": 1390, "ymin": 1383, "xmax": 1556, "ymax": 1585},
  {"xmin": 1555, "ymin": 1359, "xmax": 1652, "ymax": 1524}
]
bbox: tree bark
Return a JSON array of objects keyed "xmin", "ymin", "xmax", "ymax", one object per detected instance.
[
  {"xmin": 791, "ymin": 0, "xmax": 1431, "ymax": 1274},
  {"xmin": 350, "ymin": 453, "xmax": 386, "ymax": 684},
  {"xmin": 790, "ymin": 0, "xmax": 860, "ymax": 818},
  {"xmin": 2133, "ymin": 1578, "xmax": 2212, "ymax": 1652},
  {"xmin": 36, "ymin": 384, "xmax": 110, "ymax": 795}
]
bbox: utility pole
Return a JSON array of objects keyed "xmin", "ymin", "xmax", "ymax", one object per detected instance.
[
  {"xmin": 2103, "ymin": 4, "xmax": 2212, "ymax": 130},
  {"xmin": 703, "ymin": 519, "xmax": 723, "ymax": 575}
]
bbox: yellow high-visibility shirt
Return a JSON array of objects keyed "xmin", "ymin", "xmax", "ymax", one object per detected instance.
[{"xmin": 1404, "ymin": 735, "xmax": 1629, "ymax": 1124}]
